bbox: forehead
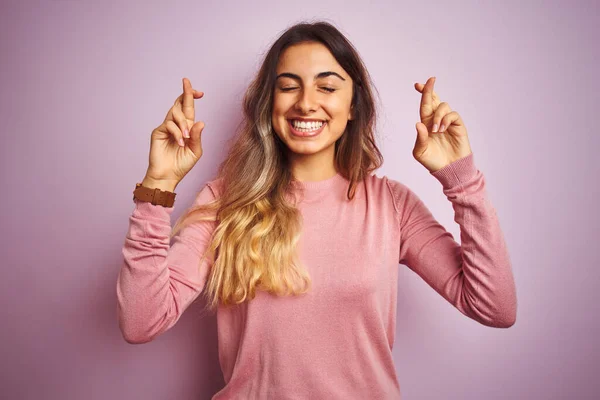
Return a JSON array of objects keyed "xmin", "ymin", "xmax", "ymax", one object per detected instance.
[{"xmin": 276, "ymin": 42, "xmax": 346, "ymax": 77}]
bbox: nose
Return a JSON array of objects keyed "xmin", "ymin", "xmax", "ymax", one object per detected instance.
[{"xmin": 294, "ymin": 88, "xmax": 318, "ymax": 114}]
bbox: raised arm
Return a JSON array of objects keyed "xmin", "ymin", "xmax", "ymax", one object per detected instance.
[
  {"xmin": 390, "ymin": 154, "xmax": 517, "ymax": 328},
  {"xmin": 117, "ymin": 183, "xmax": 218, "ymax": 343}
]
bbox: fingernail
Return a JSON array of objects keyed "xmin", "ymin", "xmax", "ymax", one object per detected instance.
[
  {"xmin": 432, "ymin": 123, "xmax": 438, "ymax": 132},
  {"xmin": 184, "ymin": 129, "xmax": 189, "ymax": 138},
  {"xmin": 439, "ymin": 124, "xmax": 445, "ymax": 132},
  {"xmin": 179, "ymin": 138, "xmax": 185, "ymax": 147}
]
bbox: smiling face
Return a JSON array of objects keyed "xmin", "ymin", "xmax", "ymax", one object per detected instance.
[{"xmin": 272, "ymin": 41, "xmax": 354, "ymax": 179}]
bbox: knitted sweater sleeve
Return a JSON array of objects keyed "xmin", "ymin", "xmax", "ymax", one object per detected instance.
[
  {"xmin": 388, "ymin": 153, "xmax": 517, "ymax": 328},
  {"xmin": 116, "ymin": 182, "xmax": 219, "ymax": 344}
]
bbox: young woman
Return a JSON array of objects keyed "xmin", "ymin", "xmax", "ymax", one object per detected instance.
[{"xmin": 118, "ymin": 21, "xmax": 517, "ymax": 399}]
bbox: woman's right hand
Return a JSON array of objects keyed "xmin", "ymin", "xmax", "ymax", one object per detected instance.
[{"xmin": 143, "ymin": 78, "xmax": 206, "ymax": 190}]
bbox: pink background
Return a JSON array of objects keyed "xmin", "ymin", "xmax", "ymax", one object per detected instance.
[{"xmin": 1, "ymin": 0, "xmax": 598, "ymax": 399}]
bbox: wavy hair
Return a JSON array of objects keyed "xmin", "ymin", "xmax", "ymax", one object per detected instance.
[{"xmin": 170, "ymin": 20, "xmax": 383, "ymax": 313}]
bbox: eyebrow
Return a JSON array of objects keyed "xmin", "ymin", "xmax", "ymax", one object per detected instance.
[{"xmin": 276, "ymin": 71, "xmax": 346, "ymax": 82}]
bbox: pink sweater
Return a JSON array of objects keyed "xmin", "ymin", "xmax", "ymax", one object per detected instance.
[{"xmin": 117, "ymin": 153, "xmax": 517, "ymax": 399}]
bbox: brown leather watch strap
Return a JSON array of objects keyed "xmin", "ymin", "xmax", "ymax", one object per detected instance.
[{"xmin": 133, "ymin": 183, "xmax": 176, "ymax": 207}]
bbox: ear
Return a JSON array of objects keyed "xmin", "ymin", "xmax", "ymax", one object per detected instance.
[{"xmin": 348, "ymin": 105, "xmax": 354, "ymax": 121}]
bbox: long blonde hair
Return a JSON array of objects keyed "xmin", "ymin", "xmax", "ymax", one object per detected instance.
[{"xmin": 171, "ymin": 20, "xmax": 383, "ymax": 313}]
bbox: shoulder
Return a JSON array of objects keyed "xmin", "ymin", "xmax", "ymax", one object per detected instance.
[
  {"xmin": 205, "ymin": 176, "xmax": 225, "ymax": 198},
  {"xmin": 362, "ymin": 173, "xmax": 417, "ymax": 215},
  {"xmin": 189, "ymin": 176, "xmax": 225, "ymax": 207}
]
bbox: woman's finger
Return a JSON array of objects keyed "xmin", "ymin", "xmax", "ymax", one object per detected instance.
[
  {"xmin": 419, "ymin": 77, "xmax": 436, "ymax": 115},
  {"xmin": 432, "ymin": 102, "xmax": 452, "ymax": 132},
  {"xmin": 181, "ymin": 78, "xmax": 195, "ymax": 121},
  {"xmin": 172, "ymin": 103, "xmax": 190, "ymax": 138},
  {"xmin": 415, "ymin": 80, "xmax": 440, "ymax": 106},
  {"xmin": 439, "ymin": 111, "xmax": 462, "ymax": 133},
  {"xmin": 173, "ymin": 90, "xmax": 203, "ymax": 107},
  {"xmin": 165, "ymin": 120, "xmax": 185, "ymax": 147}
]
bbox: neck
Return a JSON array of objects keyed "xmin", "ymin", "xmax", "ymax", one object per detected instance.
[{"xmin": 287, "ymin": 144, "xmax": 338, "ymax": 182}]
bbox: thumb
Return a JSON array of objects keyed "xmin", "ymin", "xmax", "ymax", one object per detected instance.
[
  {"xmin": 188, "ymin": 120, "xmax": 205, "ymax": 157},
  {"xmin": 413, "ymin": 122, "xmax": 429, "ymax": 156}
]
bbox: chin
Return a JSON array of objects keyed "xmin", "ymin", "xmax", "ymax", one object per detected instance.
[
  {"xmin": 286, "ymin": 144, "xmax": 331, "ymax": 156},
  {"xmin": 281, "ymin": 134, "xmax": 337, "ymax": 156}
]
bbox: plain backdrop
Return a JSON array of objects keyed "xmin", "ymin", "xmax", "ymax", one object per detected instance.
[{"xmin": 1, "ymin": 0, "xmax": 598, "ymax": 399}]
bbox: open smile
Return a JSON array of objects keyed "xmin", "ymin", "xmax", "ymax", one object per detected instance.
[{"xmin": 287, "ymin": 120, "xmax": 327, "ymax": 138}]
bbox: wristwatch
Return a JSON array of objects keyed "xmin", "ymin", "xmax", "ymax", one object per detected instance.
[{"xmin": 133, "ymin": 183, "xmax": 176, "ymax": 207}]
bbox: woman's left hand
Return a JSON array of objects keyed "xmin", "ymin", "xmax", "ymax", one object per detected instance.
[{"xmin": 412, "ymin": 76, "xmax": 473, "ymax": 173}]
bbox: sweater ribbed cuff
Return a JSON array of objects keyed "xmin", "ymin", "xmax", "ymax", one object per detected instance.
[{"xmin": 430, "ymin": 153, "xmax": 478, "ymax": 190}]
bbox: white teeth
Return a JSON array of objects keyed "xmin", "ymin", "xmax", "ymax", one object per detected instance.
[{"xmin": 291, "ymin": 120, "xmax": 324, "ymax": 130}]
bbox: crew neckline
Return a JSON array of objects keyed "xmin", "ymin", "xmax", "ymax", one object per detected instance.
[
  {"xmin": 290, "ymin": 171, "xmax": 346, "ymax": 190},
  {"xmin": 288, "ymin": 172, "xmax": 348, "ymax": 203}
]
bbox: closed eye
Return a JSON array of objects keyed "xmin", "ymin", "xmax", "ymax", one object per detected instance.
[{"xmin": 279, "ymin": 87, "xmax": 337, "ymax": 93}]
